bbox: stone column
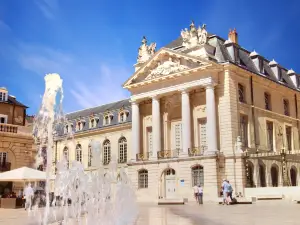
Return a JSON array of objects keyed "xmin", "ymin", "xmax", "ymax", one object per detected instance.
[
  {"xmin": 206, "ymin": 84, "xmax": 218, "ymax": 154},
  {"xmin": 131, "ymin": 101, "xmax": 140, "ymax": 161},
  {"xmin": 181, "ymin": 89, "xmax": 191, "ymax": 156},
  {"xmin": 151, "ymin": 96, "xmax": 161, "ymax": 159}
]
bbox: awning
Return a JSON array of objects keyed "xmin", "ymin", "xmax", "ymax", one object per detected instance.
[{"xmin": 0, "ymin": 167, "xmax": 55, "ymax": 182}]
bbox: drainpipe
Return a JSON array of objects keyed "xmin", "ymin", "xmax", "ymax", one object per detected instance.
[
  {"xmin": 294, "ymin": 94, "xmax": 300, "ymax": 149},
  {"xmin": 250, "ymin": 76, "xmax": 257, "ymax": 148}
]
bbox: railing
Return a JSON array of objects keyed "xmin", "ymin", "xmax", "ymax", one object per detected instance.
[
  {"xmin": 0, "ymin": 123, "xmax": 18, "ymax": 133},
  {"xmin": 118, "ymin": 158, "xmax": 127, "ymax": 164},
  {"xmin": 136, "ymin": 152, "xmax": 151, "ymax": 161},
  {"xmin": 0, "ymin": 162, "xmax": 11, "ymax": 172},
  {"xmin": 157, "ymin": 149, "xmax": 180, "ymax": 159},
  {"xmin": 188, "ymin": 146, "xmax": 206, "ymax": 156},
  {"xmin": 103, "ymin": 160, "xmax": 110, "ymax": 165}
]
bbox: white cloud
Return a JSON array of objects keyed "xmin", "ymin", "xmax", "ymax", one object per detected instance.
[
  {"xmin": 35, "ymin": 0, "xmax": 59, "ymax": 19},
  {"xmin": 14, "ymin": 42, "xmax": 131, "ymax": 112}
]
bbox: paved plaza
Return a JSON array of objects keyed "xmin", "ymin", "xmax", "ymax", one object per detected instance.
[{"xmin": 0, "ymin": 201, "xmax": 299, "ymax": 225}]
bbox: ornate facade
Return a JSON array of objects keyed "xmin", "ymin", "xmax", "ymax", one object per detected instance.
[
  {"xmin": 0, "ymin": 87, "xmax": 35, "ymax": 194},
  {"xmin": 54, "ymin": 22, "xmax": 300, "ymax": 202}
]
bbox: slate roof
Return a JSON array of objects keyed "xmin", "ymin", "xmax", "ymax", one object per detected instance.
[
  {"xmin": 164, "ymin": 34, "xmax": 299, "ymax": 91},
  {"xmin": 56, "ymin": 99, "xmax": 132, "ymax": 136},
  {"xmin": 0, "ymin": 95, "xmax": 28, "ymax": 108}
]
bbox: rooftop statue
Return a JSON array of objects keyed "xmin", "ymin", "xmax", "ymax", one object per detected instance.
[
  {"xmin": 181, "ymin": 21, "xmax": 208, "ymax": 48},
  {"xmin": 137, "ymin": 36, "xmax": 156, "ymax": 64}
]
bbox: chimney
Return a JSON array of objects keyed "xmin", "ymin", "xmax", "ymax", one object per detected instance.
[
  {"xmin": 249, "ymin": 50, "xmax": 263, "ymax": 73},
  {"xmin": 228, "ymin": 28, "xmax": 238, "ymax": 44},
  {"xmin": 224, "ymin": 28, "xmax": 240, "ymax": 63},
  {"xmin": 287, "ymin": 69, "xmax": 298, "ymax": 87},
  {"xmin": 269, "ymin": 59, "xmax": 282, "ymax": 81}
]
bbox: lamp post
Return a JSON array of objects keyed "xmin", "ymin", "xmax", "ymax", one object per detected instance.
[
  {"xmin": 244, "ymin": 149, "xmax": 252, "ymax": 187},
  {"xmin": 278, "ymin": 126, "xmax": 289, "ymax": 186}
]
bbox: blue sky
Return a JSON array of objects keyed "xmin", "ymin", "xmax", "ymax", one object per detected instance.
[{"xmin": 0, "ymin": 0, "xmax": 299, "ymax": 115}]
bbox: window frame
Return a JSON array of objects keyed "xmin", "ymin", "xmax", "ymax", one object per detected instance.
[
  {"xmin": 118, "ymin": 137, "xmax": 127, "ymax": 163},
  {"xmin": 75, "ymin": 144, "xmax": 82, "ymax": 162},
  {"xmin": 138, "ymin": 169, "xmax": 148, "ymax": 189},
  {"xmin": 266, "ymin": 121, "xmax": 274, "ymax": 151},
  {"xmin": 191, "ymin": 165, "xmax": 204, "ymax": 187},
  {"xmin": 283, "ymin": 99, "xmax": 290, "ymax": 116},
  {"xmin": 238, "ymin": 83, "xmax": 246, "ymax": 103},
  {"xmin": 264, "ymin": 92, "xmax": 271, "ymax": 110},
  {"xmin": 103, "ymin": 139, "xmax": 111, "ymax": 165}
]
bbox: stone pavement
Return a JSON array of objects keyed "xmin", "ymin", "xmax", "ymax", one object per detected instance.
[{"xmin": 0, "ymin": 201, "xmax": 299, "ymax": 225}]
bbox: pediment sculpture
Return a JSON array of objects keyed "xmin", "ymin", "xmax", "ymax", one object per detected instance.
[
  {"xmin": 181, "ymin": 21, "xmax": 208, "ymax": 48},
  {"xmin": 145, "ymin": 59, "xmax": 189, "ymax": 80},
  {"xmin": 137, "ymin": 36, "xmax": 156, "ymax": 64}
]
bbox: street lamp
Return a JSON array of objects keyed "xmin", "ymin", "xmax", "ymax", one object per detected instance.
[{"xmin": 278, "ymin": 126, "xmax": 289, "ymax": 186}]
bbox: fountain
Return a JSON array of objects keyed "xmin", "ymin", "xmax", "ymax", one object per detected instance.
[{"xmin": 30, "ymin": 73, "xmax": 138, "ymax": 225}]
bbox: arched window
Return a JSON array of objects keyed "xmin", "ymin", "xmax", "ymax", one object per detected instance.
[
  {"xmin": 138, "ymin": 169, "xmax": 148, "ymax": 189},
  {"xmin": 191, "ymin": 165, "xmax": 204, "ymax": 186},
  {"xmin": 118, "ymin": 137, "xmax": 127, "ymax": 163},
  {"xmin": 88, "ymin": 144, "xmax": 92, "ymax": 167},
  {"xmin": 76, "ymin": 144, "xmax": 82, "ymax": 162},
  {"xmin": 63, "ymin": 146, "xmax": 69, "ymax": 168},
  {"xmin": 103, "ymin": 140, "xmax": 111, "ymax": 165}
]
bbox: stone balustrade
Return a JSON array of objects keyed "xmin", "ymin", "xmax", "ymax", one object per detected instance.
[{"xmin": 0, "ymin": 123, "xmax": 18, "ymax": 133}]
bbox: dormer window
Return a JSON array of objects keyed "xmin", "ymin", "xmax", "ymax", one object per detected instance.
[
  {"xmin": 103, "ymin": 114, "xmax": 113, "ymax": 126},
  {"xmin": 65, "ymin": 125, "xmax": 69, "ymax": 134},
  {"xmin": 76, "ymin": 121, "xmax": 85, "ymax": 131},
  {"xmin": 0, "ymin": 88, "xmax": 7, "ymax": 102},
  {"xmin": 119, "ymin": 111, "xmax": 129, "ymax": 123},
  {"xmin": 90, "ymin": 117, "xmax": 99, "ymax": 128}
]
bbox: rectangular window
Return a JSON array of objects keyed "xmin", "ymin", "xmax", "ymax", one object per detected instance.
[
  {"xmin": 198, "ymin": 119, "xmax": 207, "ymax": 149},
  {"xmin": 238, "ymin": 83, "xmax": 245, "ymax": 103},
  {"xmin": 283, "ymin": 99, "xmax": 290, "ymax": 116},
  {"xmin": 174, "ymin": 123, "xmax": 182, "ymax": 150},
  {"xmin": 147, "ymin": 127, "xmax": 153, "ymax": 153},
  {"xmin": 0, "ymin": 152, "xmax": 7, "ymax": 163},
  {"xmin": 0, "ymin": 92, "xmax": 2, "ymax": 101},
  {"xmin": 266, "ymin": 121, "xmax": 274, "ymax": 151},
  {"xmin": 240, "ymin": 115, "xmax": 248, "ymax": 147},
  {"xmin": 286, "ymin": 126, "xmax": 292, "ymax": 152},
  {"xmin": 264, "ymin": 92, "xmax": 271, "ymax": 110}
]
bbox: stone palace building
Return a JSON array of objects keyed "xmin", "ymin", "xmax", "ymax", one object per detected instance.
[
  {"xmin": 54, "ymin": 22, "xmax": 300, "ymax": 202},
  {"xmin": 0, "ymin": 87, "xmax": 35, "ymax": 194}
]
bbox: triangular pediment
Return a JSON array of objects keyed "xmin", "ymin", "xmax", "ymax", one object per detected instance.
[{"xmin": 123, "ymin": 48, "xmax": 217, "ymax": 89}]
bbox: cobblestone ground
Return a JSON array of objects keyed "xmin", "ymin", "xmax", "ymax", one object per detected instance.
[{"xmin": 0, "ymin": 201, "xmax": 299, "ymax": 225}]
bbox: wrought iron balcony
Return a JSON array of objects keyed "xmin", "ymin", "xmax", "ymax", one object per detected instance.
[
  {"xmin": 188, "ymin": 146, "xmax": 206, "ymax": 156},
  {"xmin": 136, "ymin": 152, "xmax": 151, "ymax": 161},
  {"xmin": 0, "ymin": 162, "xmax": 11, "ymax": 172},
  {"xmin": 157, "ymin": 149, "xmax": 180, "ymax": 159},
  {"xmin": 118, "ymin": 158, "xmax": 127, "ymax": 164},
  {"xmin": 0, "ymin": 123, "xmax": 18, "ymax": 133},
  {"xmin": 103, "ymin": 160, "xmax": 110, "ymax": 165}
]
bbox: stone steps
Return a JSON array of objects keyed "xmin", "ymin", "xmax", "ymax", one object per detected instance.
[{"xmin": 158, "ymin": 198, "xmax": 185, "ymax": 205}]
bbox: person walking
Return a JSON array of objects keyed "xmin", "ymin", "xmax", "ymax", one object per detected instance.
[
  {"xmin": 197, "ymin": 185, "xmax": 203, "ymax": 204},
  {"xmin": 24, "ymin": 183, "xmax": 34, "ymax": 210},
  {"xmin": 221, "ymin": 179, "xmax": 229, "ymax": 205},
  {"xmin": 227, "ymin": 180, "xmax": 233, "ymax": 202},
  {"xmin": 193, "ymin": 184, "xmax": 199, "ymax": 203}
]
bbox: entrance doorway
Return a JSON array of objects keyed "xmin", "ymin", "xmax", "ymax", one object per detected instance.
[
  {"xmin": 270, "ymin": 165, "xmax": 279, "ymax": 187},
  {"xmin": 259, "ymin": 164, "xmax": 266, "ymax": 187},
  {"xmin": 164, "ymin": 168, "xmax": 176, "ymax": 199},
  {"xmin": 290, "ymin": 167, "xmax": 297, "ymax": 186}
]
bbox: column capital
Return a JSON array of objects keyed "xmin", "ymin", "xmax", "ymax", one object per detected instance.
[
  {"xmin": 180, "ymin": 88, "xmax": 190, "ymax": 95},
  {"xmin": 151, "ymin": 94, "xmax": 160, "ymax": 101},
  {"xmin": 130, "ymin": 100, "xmax": 139, "ymax": 105},
  {"xmin": 205, "ymin": 81, "xmax": 217, "ymax": 90}
]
